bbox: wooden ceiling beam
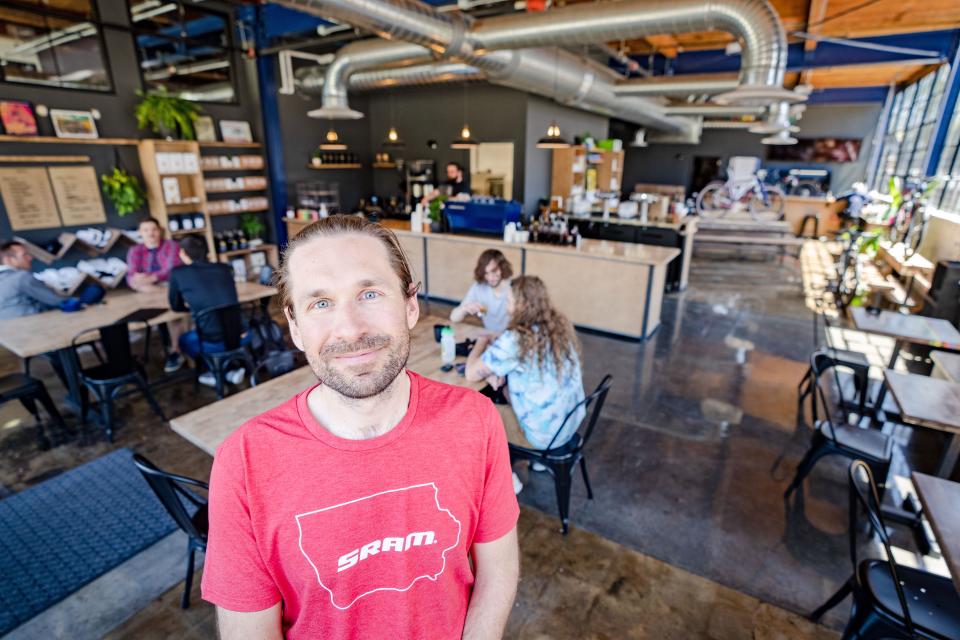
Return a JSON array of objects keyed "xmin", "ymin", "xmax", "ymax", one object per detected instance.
[
  {"xmin": 645, "ymin": 34, "xmax": 680, "ymax": 58},
  {"xmin": 803, "ymin": 0, "xmax": 830, "ymax": 52}
]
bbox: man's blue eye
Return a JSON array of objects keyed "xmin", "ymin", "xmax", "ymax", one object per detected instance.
[
  {"xmin": 362, "ymin": 291, "xmax": 379, "ymax": 300},
  {"xmin": 314, "ymin": 300, "xmax": 330, "ymax": 309}
]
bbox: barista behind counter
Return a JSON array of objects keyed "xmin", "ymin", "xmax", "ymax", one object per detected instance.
[{"xmin": 422, "ymin": 162, "xmax": 471, "ymax": 203}]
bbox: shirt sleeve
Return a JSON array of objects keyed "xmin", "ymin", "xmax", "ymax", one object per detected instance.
[
  {"xmin": 125, "ymin": 245, "xmax": 143, "ymax": 286},
  {"xmin": 167, "ymin": 271, "xmax": 186, "ymax": 312},
  {"xmin": 473, "ymin": 399, "xmax": 520, "ymax": 543},
  {"xmin": 481, "ymin": 330, "xmax": 520, "ymax": 378},
  {"xmin": 462, "ymin": 282, "xmax": 481, "ymax": 305},
  {"xmin": 20, "ymin": 272, "xmax": 64, "ymax": 308},
  {"xmin": 154, "ymin": 240, "xmax": 181, "ymax": 283},
  {"xmin": 201, "ymin": 437, "xmax": 282, "ymax": 612}
]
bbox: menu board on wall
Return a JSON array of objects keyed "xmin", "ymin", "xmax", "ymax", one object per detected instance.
[
  {"xmin": 48, "ymin": 166, "xmax": 107, "ymax": 225},
  {"xmin": 0, "ymin": 168, "xmax": 62, "ymax": 230}
]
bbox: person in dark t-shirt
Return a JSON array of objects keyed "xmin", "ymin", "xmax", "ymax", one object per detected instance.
[{"xmin": 168, "ymin": 235, "xmax": 247, "ymax": 386}]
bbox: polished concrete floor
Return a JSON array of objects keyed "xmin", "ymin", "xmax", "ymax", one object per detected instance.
[{"xmin": 0, "ymin": 249, "xmax": 945, "ymax": 637}]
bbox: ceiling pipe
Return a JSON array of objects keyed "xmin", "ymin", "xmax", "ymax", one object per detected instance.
[
  {"xmin": 273, "ymin": 0, "xmax": 798, "ymax": 130},
  {"xmin": 297, "ymin": 60, "xmax": 485, "ymax": 92},
  {"xmin": 615, "ymin": 74, "xmax": 739, "ymax": 97},
  {"xmin": 663, "ymin": 104, "xmax": 765, "ymax": 116}
]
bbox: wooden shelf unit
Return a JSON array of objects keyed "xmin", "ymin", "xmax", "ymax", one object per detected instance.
[
  {"xmin": 0, "ymin": 134, "xmax": 140, "ymax": 146},
  {"xmin": 550, "ymin": 146, "xmax": 624, "ymax": 202},
  {"xmin": 216, "ymin": 243, "xmax": 279, "ymax": 282},
  {"xmin": 372, "ymin": 162, "xmax": 398, "ymax": 169},
  {"xmin": 207, "ymin": 207, "xmax": 270, "ymax": 216},
  {"xmin": 307, "ymin": 163, "xmax": 363, "ymax": 170},
  {"xmin": 198, "ymin": 141, "xmax": 262, "ymax": 149},
  {"xmin": 138, "ymin": 139, "xmax": 215, "ymax": 261}
]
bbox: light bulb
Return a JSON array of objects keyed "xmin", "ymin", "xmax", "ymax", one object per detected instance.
[
  {"xmin": 460, "ymin": 125, "xmax": 471, "ymax": 139},
  {"xmin": 326, "ymin": 128, "xmax": 339, "ymax": 143},
  {"xmin": 387, "ymin": 127, "xmax": 398, "ymax": 142}
]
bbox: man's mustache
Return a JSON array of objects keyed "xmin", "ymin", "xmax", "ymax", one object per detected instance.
[{"xmin": 321, "ymin": 334, "xmax": 391, "ymax": 357}]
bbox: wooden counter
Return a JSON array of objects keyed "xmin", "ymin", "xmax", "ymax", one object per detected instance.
[
  {"xmin": 394, "ymin": 230, "xmax": 678, "ymax": 340},
  {"xmin": 283, "ymin": 217, "xmax": 678, "ymax": 340}
]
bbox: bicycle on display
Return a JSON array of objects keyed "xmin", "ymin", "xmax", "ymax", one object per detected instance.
[
  {"xmin": 885, "ymin": 176, "xmax": 935, "ymax": 259},
  {"xmin": 695, "ymin": 168, "xmax": 786, "ymax": 223}
]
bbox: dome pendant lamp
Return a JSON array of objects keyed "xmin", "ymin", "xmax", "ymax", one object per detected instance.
[
  {"xmin": 537, "ymin": 121, "xmax": 570, "ymax": 149},
  {"xmin": 451, "ymin": 83, "xmax": 479, "ymax": 149},
  {"xmin": 319, "ymin": 125, "xmax": 347, "ymax": 150}
]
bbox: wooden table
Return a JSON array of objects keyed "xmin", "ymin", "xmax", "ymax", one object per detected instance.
[
  {"xmin": 911, "ymin": 472, "xmax": 960, "ymax": 593},
  {"xmin": 0, "ymin": 282, "xmax": 277, "ymax": 414},
  {"xmin": 932, "ymin": 350, "xmax": 960, "ymax": 383},
  {"xmin": 850, "ymin": 307, "xmax": 960, "ymax": 369},
  {"xmin": 884, "ymin": 369, "xmax": 960, "ymax": 477},
  {"xmin": 170, "ymin": 315, "xmax": 487, "ymax": 456}
]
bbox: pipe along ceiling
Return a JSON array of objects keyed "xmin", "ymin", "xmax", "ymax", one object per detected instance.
[{"xmin": 279, "ymin": 0, "xmax": 805, "ymax": 140}]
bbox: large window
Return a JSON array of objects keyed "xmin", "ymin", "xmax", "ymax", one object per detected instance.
[
  {"xmin": 873, "ymin": 64, "xmax": 952, "ymax": 193},
  {"xmin": 0, "ymin": 0, "xmax": 112, "ymax": 91},
  {"xmin": 128, "ymin": 1, "xmax": 236, "ymax": 103},
  {"xmin": 931, "ymin": 87, "xmax": 960, "ymax": 213}
]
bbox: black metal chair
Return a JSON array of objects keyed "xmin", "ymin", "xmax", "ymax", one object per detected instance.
[
  {"xmin": 0, "ymin": 373, "xmax": 70, "ymax": 449},
  {"xmin": 810, "ymin": 460, "xmax": 960, "ymax": 639},
  {"xmin": 250, "ymin": 349, "xmax": 306, "ymax": 386},
  {"xmin": 193, "ymin": 303, "xmax": 256, "ymax": 400},
  {"xmin": 508, "ymin": 375, "xmax": 613, "ymax": 535},
  {"xmin": 798, "ymin": 299, "xmax": 871, "ymax": 422},
  {"xmin": 72, "ymin": 322, "xmax": 167, "ymax": 442},
  {"xmin": 132, "ymin": 454, "xmax": 208, "ymax": 610},
  {"xmin": 785, "ymin": 352, "xmax": 893, "ymax": 500}
]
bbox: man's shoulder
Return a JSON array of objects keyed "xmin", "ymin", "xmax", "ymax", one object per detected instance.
[
  {"xmin": 413, "ymin": 373, "xmax": 497, "ymax": 428},
  {"xmin": 214, "ymin": 392, "xmax": 309, "ymax": 462}
]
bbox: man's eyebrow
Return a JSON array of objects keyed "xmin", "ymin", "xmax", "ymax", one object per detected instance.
[{"xmin": 298, "ymin": 278, "xmax": 390, "ymax": 301}]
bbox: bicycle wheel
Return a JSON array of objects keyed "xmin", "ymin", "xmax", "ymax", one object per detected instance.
[
  {"xmin": 748, "ymin": 186, "xmax": 785, "ymax": 223},
  {"xmin": 695, "ymin": 182, "xmax": 731, "ymax": 218},
  {"xmin": 902, "ymin": 212, "xmax": 925, "ymax": 258}
]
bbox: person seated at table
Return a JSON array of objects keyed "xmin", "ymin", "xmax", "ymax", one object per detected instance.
[
  {"xmin": 465, "ymin": 275, "xmax": 585, "ymax": 487},
  {"xmin": 127, "ymin": 217, "xmax": 185, "ymax": 372},
  {"xmin": 450, "ymin": 249, "xmax": 513, "ymax": 335},
  {"xmin": 0, "ymin": 240, "xmax": 66, "ymax": 319},
  {"xmin": 168, "ymin": 234, "xmax": 248, "ymax": 387}
]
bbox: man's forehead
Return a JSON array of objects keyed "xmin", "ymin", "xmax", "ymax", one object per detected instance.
[{"xmin": 288, "ymin": 233, "xmax": 394, "ymax": 292}]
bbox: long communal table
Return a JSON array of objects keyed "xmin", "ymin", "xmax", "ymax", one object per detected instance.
[
  {"xmin": 0, "ymin": 282, "xmax": 278, "ymax": 413},
  {"xmin": 912, "ymin": 473, "xmax": 960, "ymax": 594},
  {"xmin": 884, "ymin": 370, "xmax": 960, "ymax": 478},
  {"xmin": 169, "ymin": 315, "xmax": 487, "ymax": 456}
]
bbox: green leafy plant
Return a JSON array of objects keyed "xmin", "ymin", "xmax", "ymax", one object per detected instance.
[
  {"xmin": 239, "ymin": 212, "xmax": 266, "ymax": 239},
  {"xmin": 101, "ymin": 168, "xmax": 146, "ymax": 216},
  {"xmin": 134, "ymin": 88, "xmax": 203, "ymax": 140},
  {"xmin": 427, "ymin": 194, "xmax": 447, "ymax": 222}
]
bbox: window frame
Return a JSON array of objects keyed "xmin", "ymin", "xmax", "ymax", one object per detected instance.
[
  {"xmin": 125, "ymin": 1, "xmax": 240, "ymax": 106},
  {"xmin": 0, "ymin": 0, "xmax": 116, "ymax": 94}
]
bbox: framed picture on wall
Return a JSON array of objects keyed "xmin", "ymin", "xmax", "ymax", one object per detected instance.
[
  {"xmin": 219, "ymin": 120, "xmax": 253, "ymax": 143},
  {"xmin": 0, "ymin": 101, "xmax": 38, "ymax": 136},
  {"xmin": 50, "ymin": 109, "xmax": 99, "ymax": 139},
  {"xmin": 195, "ymin": 116, "xmax": 217, "ymax": 142}
]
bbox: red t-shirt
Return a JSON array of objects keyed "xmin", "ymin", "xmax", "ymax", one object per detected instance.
[{"xmin": 201, "ymin": 371, "xmax": 520, "ymax": 639}]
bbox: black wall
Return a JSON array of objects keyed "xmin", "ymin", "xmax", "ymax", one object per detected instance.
[{"xmin": 0, "ymin": 0, "xmax": 264, "ymax": 268}]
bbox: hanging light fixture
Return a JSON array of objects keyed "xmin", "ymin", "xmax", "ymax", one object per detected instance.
[
  {"xmin": 451, "ymin": 83, "xmax": 479, "ymax": 149},
  {"xmin": 629, "ymin": 129, "xmax": 648, "ymax": 148},
  {"xmin": 319, "ymin": 125, "xmax": 347, "ymax": 150},
  {"xmin": 761, "ymin": 129, "xmax": 798, "ymax": 145},
  {"xmin": 383, "ymin": 91, "xmax": 405, "ymax": 147},
  {"xmin": 536, "ymin": 51, "xmax": 571, "ymax": 149},
  {"xmin": 450, "ymin": 123, "xmax": 478, "ymax": 149}
]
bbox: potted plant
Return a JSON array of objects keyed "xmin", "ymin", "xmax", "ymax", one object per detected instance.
[
  {"xmin": 101, "ymin": 168, "xmax": 146, "ymax": 216},
  {"xmin": 134, "ymin": 88, "xmax": 203, "ymax": 140},
  {"xmin": 239, "ymin": 212, "xmax": 266, "ymax": 242},
  {"xmin": 427, "ymin": 195, "xmax": 447, "ymax": 232}
]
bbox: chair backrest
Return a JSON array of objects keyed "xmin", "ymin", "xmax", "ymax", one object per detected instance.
[
  {"xmin": 544, "ymin": 374, "xmax": 613, "ymax": 452},
  {"xmin": 194, "ymin": 302, "xmax": 245, "ymax": 352},
  {"xmin": 71, "ymin": 321, "xmax": 137, "ymax": 374},
  {"xmin": 251, "ymin": 350, "xmax": 306, "ymax": 386},
  {"xmin": 847, "ymin": 460, "xmax": 915, "ymax": 634},
  {"xmin": 809, "ymin": 350, "xmax": 845, "ymax": 438},
  {"xmin": 132, "ymin": 454, "xmax": 208, "ymax": 541}
]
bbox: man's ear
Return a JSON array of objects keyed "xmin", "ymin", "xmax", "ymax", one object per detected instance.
[
  {"xmin": 405, "ymin": 284, "xmax": 421, "ymax": 330},
  {"xmin": 285, "ymin": 307, "xmax": 305, "ymax": 351}
]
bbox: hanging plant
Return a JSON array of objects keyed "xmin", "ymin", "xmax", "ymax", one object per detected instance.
[
  {"xmin": 134, "ymin": 88, "xmax": 203, "ymax": 140},
  {"xmin": 101, "ymin": 168, "xmax": 146, "ymax": 216}
]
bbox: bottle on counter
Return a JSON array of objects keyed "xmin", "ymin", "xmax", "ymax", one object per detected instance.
[
  {"xmin": 216, "ymin": 232, "xmax": 227, "ymax": 254},
  {"xmin": 440, "ymin": 327, "xmax": 456, "ymax": 366}
]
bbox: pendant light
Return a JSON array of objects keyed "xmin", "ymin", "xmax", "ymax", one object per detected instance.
[
  {"xmin": 383, "ymin": 90, "xmax": 405, "ymax": 148},
  {"xmin": 451, "ymin": 83, "xmax": 479, "ymax": 149},
  {"xmin": 319, "ymin": 125, "xmax": 347, "ymax": 150},
  {"xmin": 629, "ymin": 128, "xmax": 648, "ymax": 148},
  {"xmin": 761, "ymin": 129, "xmax": 798, "ymax": 145},
  {"xmin": 536, "ymin": 51, "xmax": 571, "ymax": 149}
]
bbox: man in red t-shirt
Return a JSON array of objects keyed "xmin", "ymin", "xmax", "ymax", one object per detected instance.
[{"xmin": 202, "ymin": 215, "xmax": 520, "ymax": 639}]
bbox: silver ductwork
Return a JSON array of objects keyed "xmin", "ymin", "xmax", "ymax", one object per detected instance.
[
  {"xmin": 274, "ymin": 0, "xmax": 798, "ymax": 126},
  {"xmin": 663, "ymin": 104, "xmax": 765, "ymax": 116},
  {"xmin": 615, "ymin": 74, "xmax": 739, "ymax": 97},
  {"xmin": 297, "ymin": 61, "xmax": 484, "ymax": 92}
]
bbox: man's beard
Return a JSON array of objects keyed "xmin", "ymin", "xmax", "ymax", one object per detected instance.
[{"xmin": 307, "ymin": 332, "xmax": 410, "ymax": 399}]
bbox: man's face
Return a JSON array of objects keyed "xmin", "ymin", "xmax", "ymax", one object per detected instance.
[
  {"xmin": 2, "ymin": 245, "xmax": 31, "ymax": 270},
  {"xmin": 285, "ymin": 233, "xmax": 419, "ymax": 399},
  {"xmin": 483, "ymin": 259, "xmax": 502, "ymax": 287},
  {"xmin": 446, "ymin": 164, "xmax": 460, "ymax": 181},
  {"xmin": 139, "ymin": 221, "xmax": 162, "ymax": 248}
]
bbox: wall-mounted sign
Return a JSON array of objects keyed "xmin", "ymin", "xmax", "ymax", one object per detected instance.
[
  {"xmin": 0, "ymin": 168, "xmax": 62, "ymax": 230},
  {"xmin": 48, "ymin": 166, "xmax": 107, "ymax": 225}
]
